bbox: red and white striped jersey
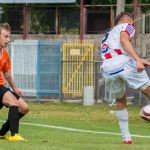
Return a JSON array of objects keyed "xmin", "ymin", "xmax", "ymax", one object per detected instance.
[{"xmin": 101, "ymin": 23, "xmax": 135, "ymax": 62}]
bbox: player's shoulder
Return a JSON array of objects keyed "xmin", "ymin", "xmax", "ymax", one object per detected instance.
[
  {"xmin": 118, "ymin": 23, "xmax": 134, "ymax": 31},
  {"xmin": 114, "ymin": 23, "xmax": 128, "ymax": 30},
  {"xmin": 113, "ymin": 23, "xmax": 134, "ymax": 35}
]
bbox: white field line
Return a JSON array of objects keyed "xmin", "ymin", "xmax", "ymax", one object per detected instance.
[
  {"xmin": 21, "ymin": 122, "xmax": 150, "ymax": 139},
  {"xmin": 1, "ymin": 120, "xmax": 150, "ymax": 139}
]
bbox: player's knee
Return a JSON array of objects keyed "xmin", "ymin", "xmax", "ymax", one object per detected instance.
[
  {"xmin": 116, "ymin": 98, "xmax": 127, "ymax": 110},
  {"xmin": 116, "ymin": 102, "xmax": 126, "ymax": 110},
  {"xmin": 20, "ymin": 103, "xmax": 29, "ymax": 114},
  {"xmin": 23, "ymin": 104, "xmax": 29, "ymax": 114}
]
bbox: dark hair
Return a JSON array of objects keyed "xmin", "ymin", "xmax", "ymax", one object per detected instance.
[
  {"xmin": 0, "ymin": 23, "xmax": 10, "ymax": 34},
  {"xmin": 115, "ymin": 12, "xmax": 133, "ymax": 25}
]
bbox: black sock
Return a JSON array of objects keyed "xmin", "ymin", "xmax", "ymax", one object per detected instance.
[
  {"xmin": 18, "ymin": 112, "xmax": 25, "ymax": 119},
  {"xmin": 17, "ymin": 112, "xmax": 25, "ymax": 133},
  {"xmin": 8, "ymin": 106, "xmax": 19, "ymax": 136},
  {"xmin": 0, "ymin": 120, "xmax": 9, "ymax": 136},
  {"xmin": 0, "ymin": 112, "xmax": 25, "ymax": 136}
]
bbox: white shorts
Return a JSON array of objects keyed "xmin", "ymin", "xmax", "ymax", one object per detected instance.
[{"xmin": 101, "ymin": 58, "xmax": 150, "ymax": 98}]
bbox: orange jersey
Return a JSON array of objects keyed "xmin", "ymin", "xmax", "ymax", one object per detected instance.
[{"xmin": 0, "ymin": 48, "xmax": 11, "ymax": 86}]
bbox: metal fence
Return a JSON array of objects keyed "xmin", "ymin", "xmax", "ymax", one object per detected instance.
[
  {"xmin": 37, "ymin": 40, "xmax": 62, "ymax": 98},
  {"xmin": 11, "ymin": 40, "xmax": 38, "ymax": 96},
  {"xmin": 9, "ymin": 39, "xmax": 150, "ymax": 106},
  {"xmin": 62, "ymin": 40, "xmax": 94, "ymax": 99},
  {"xmin": 11, "ymin": 40, "xmax": 62, "ymax": 99}
]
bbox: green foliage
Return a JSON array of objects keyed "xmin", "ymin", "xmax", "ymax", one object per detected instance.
[
  {"xmin": 0, "ymin": 4, "xmax": 22, "ymax": 33},
  {"xmin": 29, "ymin": 8, "xmax": 52, "ymax": 34},
  {"xmin": 60, "ymin": 9, "xmax": 79, "ymax": 34}
]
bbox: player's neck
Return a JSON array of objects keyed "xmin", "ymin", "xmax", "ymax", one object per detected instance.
[
  {"xmin": 0, "ymin": 48, "xmax": 4, "ymax": 59},
  {"xmin": 0, "ymin": 46, "xmax": 4, "ymax": 53},
  {"xmin": 0, "ymin": 48, "xmax": 2, "ymax": 52}
]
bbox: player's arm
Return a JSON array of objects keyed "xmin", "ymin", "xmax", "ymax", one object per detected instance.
[
  {"xmin": 3, "ymin": 70, "xmax": 23, "ymax": 96},
  {"xmin": 141, "ymin": 58, "xmax": 150, "ymax": 67},
  {"xmin": 120, "ymin": 31, "xmax": 145, "ymax": 72},
  {"xmin": 3, "ymin": 70, "xmax": 16, "ymax": 89}
]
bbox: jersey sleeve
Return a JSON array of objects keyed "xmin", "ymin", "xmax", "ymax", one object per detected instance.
[{"xmin": 120, "ymin": 23, "xmax": 135, "ymax": 38}]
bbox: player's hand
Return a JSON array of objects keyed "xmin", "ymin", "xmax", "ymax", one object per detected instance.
[
  {"xmin": 13, "ymin": 87, "xmax": 23, "ymax": 96},
  {"xmin": 141, "ymin": 58, "xmax": 150, "ymax": 67},
  {"xmin": 136, "ymin": 60, "xmax": 145, "ymax": 72}
]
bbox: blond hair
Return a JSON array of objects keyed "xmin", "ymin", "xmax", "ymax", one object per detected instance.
[
  {"xmin": 115, "ymin": 12, "xmax": 133, "ymax": 25},
  {"xmin": 0, "ymin": 23, "xmax": 10, "ymax": 34}
]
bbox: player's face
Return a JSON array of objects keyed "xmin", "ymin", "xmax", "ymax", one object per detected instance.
[{"xmin": 0, "ymin": 29, "xmax": 11, "ymax": 48}]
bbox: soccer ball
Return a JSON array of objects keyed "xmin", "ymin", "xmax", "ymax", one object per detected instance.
[{"xmin": 140, "ymin": 105, "xmax": 150, "ymax": 121}]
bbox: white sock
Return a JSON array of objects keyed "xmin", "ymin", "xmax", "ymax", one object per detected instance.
[{"xmin": 115, "ymin": 109, "xmax": 132, "ymax": 141}]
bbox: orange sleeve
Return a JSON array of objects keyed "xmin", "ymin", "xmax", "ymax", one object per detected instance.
[{"xmin": 3, "ymin": 53, "xmax": 11, "ymax": 72}]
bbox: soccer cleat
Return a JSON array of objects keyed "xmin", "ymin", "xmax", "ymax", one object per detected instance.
[
  {"xmin": 0, "ymin": 134, "xmax": 9, "ymax": 140},
  {"xmin": 7, "ymin": 134, "xmax": 27, "ymax": 142},
  {"xmin": 123, "ymin": 140, "xmax": 133, "ymax": 144}
]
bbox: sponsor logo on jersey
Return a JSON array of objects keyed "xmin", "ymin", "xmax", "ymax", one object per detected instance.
[
  {"xmin": 126, "ymin": 25, "xmax": 134, "ymax": 35},
  {"xmin": 101, "ymin": 43, "xmax": 109, "ymax": 53}
]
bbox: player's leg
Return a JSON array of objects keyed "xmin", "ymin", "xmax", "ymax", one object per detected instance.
[
  {"xmin": 7, "ymin": 97, "xmax": 29, "ymax": 141},
  {"xmin": 117, "ymin": 59, "xmax": 150, "ymax": 144},
  {"xmin": 115, "ymin": 93, "xmax": 132, "ymax": 144},
  {"xmin": 0, "ymin": 93, "xmax": 29, "ymax": 137},
  {"xmin": 1, "ymin": 91, "xmax": 19, "ymax": 137},
  {"xmin": 11, "ymin": 92, "xmax": 29, "ymax": 123},
  {"xmin": 105, "ymin": 76, "xmax": 132, "ymax": 144},
  {"xmin": 141, "ymin": 85, "xmax": 150, "ymax": 98},
  {"xmin": 17, "ymin": 97, "xmax": 29, "ymax": 132}
]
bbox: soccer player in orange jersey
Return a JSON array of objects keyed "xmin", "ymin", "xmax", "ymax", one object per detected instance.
[{"xmin": 0, "ymin": 23, "xmax": 29, "ymax": 141}]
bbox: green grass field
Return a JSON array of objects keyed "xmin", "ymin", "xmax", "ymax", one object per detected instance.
[{"xmin": 0, "ymin": 102, "xmax": 149, "ymax": 150}]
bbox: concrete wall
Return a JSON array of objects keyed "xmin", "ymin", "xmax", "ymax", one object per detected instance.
[
  {"xmin": 11, "ymin": 33, "xmax": 150, "ymax": 57},
  {"xmin": 136, "ymin": 34, "xmax": 150, "ymax": 57}
]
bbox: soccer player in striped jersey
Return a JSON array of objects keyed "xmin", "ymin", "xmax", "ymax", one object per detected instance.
[{"xmin": 100, "ymin": 12, "xmax": 150, "ymax": 144}]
